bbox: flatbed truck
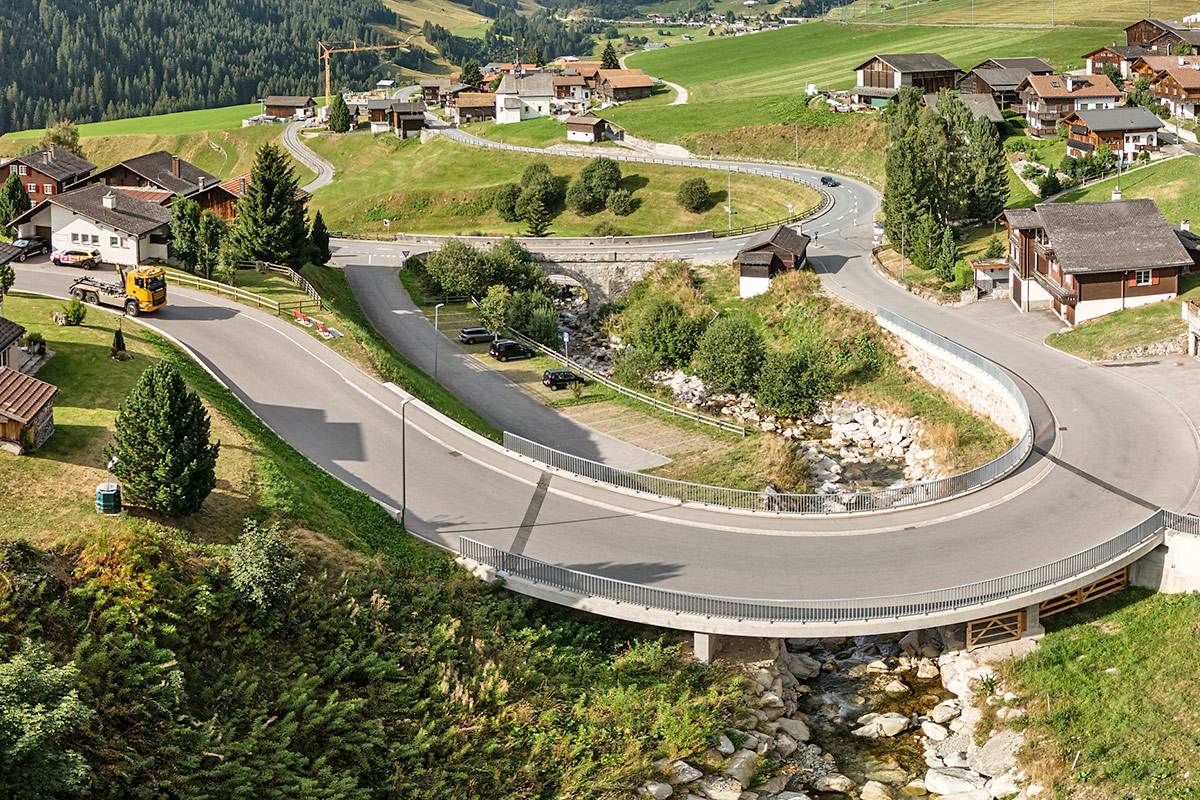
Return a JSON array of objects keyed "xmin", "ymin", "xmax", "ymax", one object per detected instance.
[{"xmin": 69, "ymin": 265, "xmax": 168, "ymax": 316}]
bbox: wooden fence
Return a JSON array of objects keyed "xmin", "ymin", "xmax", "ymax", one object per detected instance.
[{"xmin": 165, "ymin": 270, "xmax": 323, "ymax": 316}]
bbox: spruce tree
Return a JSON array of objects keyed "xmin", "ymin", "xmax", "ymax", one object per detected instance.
[
  {"xmin": 0, "ymin": 174, "xmax": 31, "ymax": 236},
  {"xmin": 230, "ymin": 143, "xmax": 310, "ymax": 268},
  {"xmin": 968, "ymin": 116, "xmax": 1009, "ymax": 223},
  {"xmin": 935, "ymin": 226, "xmax": 959, "ymax": 284},
  {"xmin": 105, "ymin": 362, "xmax": 220, "ymax": 517},
  {"xmin": 309, "ymin": 210, "xmax": 331, "ymax": 265},
  {"xmin": 461, "ymin": 60, "xmax": 484, "ymax": 89},
  {"xmin": 529, "ymin": 44, "xmax": 545, "ymax": 67},
  {"xmin": 111, "ymin": 327, "xmax": 126, "ymax": 357},
  {"xmin": 524, "ymin": 198, "xmax": 550, "ymax": 237},
  {"xmin": 329, "ymin": 93, "xmax": 351, "ymax": 133},
  {"xmin": 601, "ymin": 41, "xmax": 620, "ymax": 70}
]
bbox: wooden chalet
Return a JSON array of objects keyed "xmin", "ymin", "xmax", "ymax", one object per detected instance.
[
  {"xmin": 851, "ymin": 53, "xmax": 962, "ymax": 107},
  {"xmin": 0, "ymin": 367, "xmax": 58, "ymax": 452},
  {"xmin": 565, "ymin": 113, "xmax": 607, "ymax": 143},
  {"xmin": 1131, "ymin": 54, "xmax": 1200, "ymax": 80},
  {"xmin": 0, "ymin": 317, "xmax": 23, "ymax": 372},
  {"xmin": 420, "ymin": 79, "xmax": 451, "ymax": 105},
  {"xmin": 1126, "ymin": 18, "xmax": 1189, "ymax": 47},
  {"xmin": 1063, "ymin": 107, "xmax": 1163, "ymax": 162},
  {"xmin": 1085, "ymin": 45, "xmax": 1153, "ymax": 79},
  {"xmin": 0, "ymin": 147, "xmax": 95, "ymax": 204},
  {"xmin": 923, "ymin": 92, "xmax": 1003, "ymax": 124},
  {"xmin": 1151, "ymin": 65, "xmax": 1200, "ymax": 118},
  {"xmin": 971, "ymin": 57, "xmax": 1053, "ymax": 75},
  {"xmin": 598, "ymin": 72, "xmax": 654, "ymax": 102},
  {"xmin": 734, "ymin": 225, "xmax": 810, "ymax": 298},
  {"xmin": 1018, "ymin": 73, "xmax": 1122, "ymax": 137},
  {"xmin": 263, "ymin": 96, "xmax": 315, "ymax": 119},
  {"xmin": 72, "ymin": 151, "xmax": 238, "ymax": 218},
  {"xmin": 957, "ymin": 68, "xmax": 1032, "ymax": 111},
  {"xmin": 452, "ymin": 93, "xmax": 495, "ymax": 125},
  {"xmin": 389, "ymin": 102, "xmax": 426, "ymax": 138},
  {"xmin": 438, "ymin": 83, "xmax": 468, "ymax": 108}
]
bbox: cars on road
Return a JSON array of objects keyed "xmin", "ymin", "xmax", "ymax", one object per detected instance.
[
  {"xmin": 10, "ymin": 236, "xmax": 49, "ymax": 261},
  {"xmin": 51, "ymin": 247, "xmax": 100, "ymax": 269},
  {"xmin": 459, "ymin": 326, "xmax": 496, "ymax": 345},
  {"xmin": 543, "ymin": 369, "xmax": 585, "ymax": 390},
  {"xmin": 489, "ymin": 339, "xmax": 533, "ymax": 362},
  {"xmin": 820, "ymin": 176, "xmax": 839, "ymax": 187}
]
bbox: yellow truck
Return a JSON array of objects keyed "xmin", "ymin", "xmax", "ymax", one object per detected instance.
[{"xmin": 69, "ymin": 265, "xmax": 167, "ymax": 316}]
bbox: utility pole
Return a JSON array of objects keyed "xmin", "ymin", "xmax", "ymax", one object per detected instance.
[
  {"xmin": 727, "ymin": 171, "xmax": 734, "ymax": 234},
  {"xmin": 434, "ymin": 302, "xmax": 445, "ymax": 382},
  {"xmin": 972, "ymin": 0, "xmax": 975, "ymax": 24},
  {"xmin": 901, "ymin": 219, "xmax": 906, "ymax": 280},
  {"xmin": 794, "ymin": 120, "xmax": 799, "ymax": 162},
  {"xmin": 1050, "ymin": 0, "xmax": 1054, "ymax": 27}
]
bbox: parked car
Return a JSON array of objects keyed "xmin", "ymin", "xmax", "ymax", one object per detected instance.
[
  {"xmin": 820, "ymin": 176, "xmax": 839, "ymax": 187},
  {"xmin": 543, "ymin": 369, "xmax": 585, "ymax": 390},
  {"xmin": 488, "ymin": 339, "xmax": 533, "ymax": 362},
  {"xmin": 459, "ymin": 326, "xmax": 496, "ymax": 345},
  {"xmin": 10, "ymin": 236, "xmax": 49, "ymax": 261},
  {"xmin": 51, "ymin": 247, "xmax": 100, "ymax": 269}
]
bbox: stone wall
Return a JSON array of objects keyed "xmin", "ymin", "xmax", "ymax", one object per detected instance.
[
  {"xmin": 533, "ymin": 251, "xmax": 676, "ymax": 304},
  {"xmin": 877, "ymin": 316, "xmax": 1026, "ymax": 440}
]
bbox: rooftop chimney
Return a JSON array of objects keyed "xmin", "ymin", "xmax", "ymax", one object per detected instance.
[
  {"xmin": 171, "ymin": 154, "xmax": 180, "ymax": 178},
  {"xmin": 1184, "ymin": 219, "xmax": 1192, "ymax": 232},
  {"xmin": 198, "ymin": 176, "xmax": 206, "ymax": 190},
  {"xmin": 1181, "ymin": 55, "xmax": 1187, "ymax": 65},
  {"xmin": 42, "ymin": 150, "xmax": 51, "ymax": 165},
  {"xmin": 1066, "ymin": 75, "xmax": 1076, "ymax": 92},
  {"xmin": 239, "ymin": 176, "xmax": 247, "ymax": 195},
  {"xmin": 102, "ymin": 192, "xmax": 116, "ymax": 210}
]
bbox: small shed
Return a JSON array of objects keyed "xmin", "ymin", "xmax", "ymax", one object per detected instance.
[
  {"xmin": 734, "ymin": 225, "xmax": 811, "ymax": 298},
  {"xmin": 263, "ymin": 96, "xmax": 316, "ymax": 119},
  {"xmin": 0, "ymin": 317, "xmax": 24, "ymax": 371},
  {"xmin": 566, "ymin": 114, "xmax": 607, "ymax": 142},
  {"xmin": 969, "ymin": 258, "xmax": 1010, "ymax": 297},
  {"xmin": 0, "ymin": 367, "xmax": 58, "ymax": 453}
]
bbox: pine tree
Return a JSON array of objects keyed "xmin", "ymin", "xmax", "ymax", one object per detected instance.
[
  {"xmin": 529, "ymin": 44, "xmax": 545, "ymax": 67},
  {"xmin": 600, "ymin": 41, "xmax": 619, "ymax": 70},
  {"xmin": 309, "ymin": 210, "xmax": 331, "ymax": 265},
  {"xmin": 935, "ymin": 226, "xmax": 959, "ymax": 283},
  {"xmin": 0, "ymin": 174, "xmax": 31, "ymax": 236},
  {"xmin": 968, "ymin": 116, "xmax": 1009, "ymax": 223},
  {"xmin": 111, "ymin": 327, "xmax": 126, "ymax": 357},
  {"xmin": 460, "ymin": 60, "xmax": 484, "ymax": 89},
  {"xmin": 104, "ymin": 362, "xmax": 220, "ymax": 517},
  {"xmin": 523, "ymin": 198, "xmax": 550, "ymax": 237},
  {"xmin": 230, "ymin": 143, "xmax": 310, "ymax": 268},
  {"xmin": 329, "ymin": 93, "xmax": 351, "ymax": 133}
]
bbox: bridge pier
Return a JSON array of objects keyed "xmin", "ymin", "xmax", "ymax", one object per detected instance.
[
  {"xmin": 1023, "ymin": 602, "xmax": 1045, "ymax": 638},
  {"xmin": 693, "ymin": 632, "xmax": 718, "ymax": 663}
]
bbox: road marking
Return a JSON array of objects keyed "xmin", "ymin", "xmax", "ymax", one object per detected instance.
[{"xmin": 510, "ymin": 472, "xmax": 552, "ymax": 553}]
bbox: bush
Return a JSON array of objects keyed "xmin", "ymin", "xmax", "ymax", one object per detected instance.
[
  {"xmin": 676, "ymin": 177, "xmax": 711, "ymax": 213},
  {"xmin": 631, "ymin": 296, "xmax": 701, "ymax": 368},
  {"xmin": 62, "ymin": 297, "xmax": 87, "ymax": 326},
  {"xmin": 983, "ymin": 235, "xmax": 1004, "ymax": 259},
  {"xmin": 230, "ymin": 519, "xmax": 302, "ymax": 612},
  {"xmin": 1020, "ymin": 163, "xmax": 1044, "ymax": 180},
  {"xmin": 493, "ymin": 182, "xmax": 522, "ymax": 222},
  {"xmin": 566, "ymin": 179, "xmax": 604, "ymax": 215},
  {"xmin": 591, "ymin": 221, "xmax": 626, "ymax": 237},
  {"xmin": 692, "ymin": 316, "xmax": 764, "ymax": 394},
  {"xmin": 612, "ymin": 346, "xmax": 663, "ymax": 390},
  {"xmin": 756, "ymin": 349, "xmax": 831, "ymax": 417},
  {"xmin": 516, "ymin": 175, "xmax": 561, "ymax": 218},
  {"xmin": 579, "ymin": 157, "xmax": 622, "ymax": 200},
  {"xmin": 104, "ymin": 362, "xmax": 220, "ymax": 516},
  {"xmin": 606, "ymin": 188, "xmax": 635, "ymax": 216},
  {"xmin": 19, "ymin": 331, "xmax": 44, "ymax": 352},
  {"xmin": 111, "ymin": 327, "xmax": 126, "ymax": 358},
  {"xmin": 1037, "ymin": 171, "xmax": 1062, "ymax": 197},
  {"xmin": 522, "ymin": 161, "xmax": 553, "ymax": 189},
  {"xmin": 954, "ymin": 258, "xmax": 974, "ymax": 290}
]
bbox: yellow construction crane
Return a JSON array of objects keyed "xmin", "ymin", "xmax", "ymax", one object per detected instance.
[{"xmin": 318, "ymin": 38, "xmax": 413, "ymax": 108}]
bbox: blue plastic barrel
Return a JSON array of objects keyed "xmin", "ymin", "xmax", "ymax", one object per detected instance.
[{"xmin": 96, "ymin": 483, "xmax": 121, "ymax": 515}]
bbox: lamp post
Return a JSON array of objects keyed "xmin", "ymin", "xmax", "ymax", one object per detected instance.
[
  {"xmin": 400, "ymin": 396, "xmax": 414, "ymax": 528},
  {"xmin": 434, "ymin": 302, "xmax": 445, "ymax": 382}
]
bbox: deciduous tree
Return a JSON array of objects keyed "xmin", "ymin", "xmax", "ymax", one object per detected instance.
[
  {"xmin": 38, "ymin": 120, "xmax": 84, "ymax": 157},
  {"xmin": 676, "ymin": 177, "xmax": 711, "ymax": 213},
  {"xmin": 756, "ymin": 348, "xmax": 831, "ymax": 416},
  {"xmin": 692, "ymin": 316, "xmax": 764, "ymax": 394},
  {"xmin": 230, "ymin": 520, "xmax": 302, "ymax": 612}
]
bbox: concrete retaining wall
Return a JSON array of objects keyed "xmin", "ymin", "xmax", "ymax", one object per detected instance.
[
  {"xmin": 1132, "ymin": 530, "xmax": 1200, "ymax": 592},
  {"xmin": 878, "ymin": 317, "xmax": 1026, "ymax": 440},
  {"xmin": 392, "ymin": 230, "xmax": 716, "ymax": 248}
]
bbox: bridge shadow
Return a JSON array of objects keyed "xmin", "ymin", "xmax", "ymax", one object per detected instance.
[
  {"xmin": 243, "ymin": 403, "xmax": 367, "ymax": 463},
  {"xmin": 159, "ymin": 304, "xmax": 239, "ymax": 322}
]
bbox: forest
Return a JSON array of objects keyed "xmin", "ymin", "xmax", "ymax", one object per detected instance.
[
  {"xmin": 421, "ymin": 11, "xmax": 599, "ymax": 65},
  {"xmin": 0, "ymin": 0, "xmax": 405, "ymax": 135}
]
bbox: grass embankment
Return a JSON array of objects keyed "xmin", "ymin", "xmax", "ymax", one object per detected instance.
[
  {"xmin": 0, "ymin": 293, "xmax": 743, "ymax": 798},
  {"xmin": 461, "ymin": 116, "xmax": 581, "ymax": 148},
  {"xmin": 1055, "ymin": 155, "xmax": 1200, "ymax": 221},
  {"xmin": 0, "ymin": 103, "xmax": 261, "ymax": 141},
  {"xmin": 829, "ymin": 0, "xmax": 1192, "ymax": 27},
  {"xmin": 307, "ymin": 134, "xmax": 820, "ymax": 236},
  {"xmin": 999, "ymin": 588, "xmax": 1200, "ymax": 799}
]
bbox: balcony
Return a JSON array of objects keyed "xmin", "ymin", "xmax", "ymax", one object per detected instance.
[{"xmin": 1032, "ymin": 269, "xmax": 1077, "ymax": 305}]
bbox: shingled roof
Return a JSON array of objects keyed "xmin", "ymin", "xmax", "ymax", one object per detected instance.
[
  {"xmin": 924, "ymin": 92, "xmax": 1003, "ymax": 123},
  {"xmin": 982, "ymin": 57, "xmax": 1053, "ymax": 73},
  {"xmin": 969, "ymin": 67, "xmax": 1032, "ymax": 91},
  {"xmin": 11, "ymin": 184, "xmax": 171, "ymax": 237},
  {"xmin": 1033, "ymin": 199, "xmax": 1192, "ymax": 275},
  {"xmin": 1069, "ymin": 107, "xmax": 1164, "ymax": 132},
  {"xmin": 93, "ymin": 151, "xmax": 220, "ymax": 196},
  {"xmin": 3, "ymin": 146, "xmax": 95, "ymax": 183},
  {"xmin": 853, "ymin": 53, "xmax": 961, "ymax": 73},
  {"xmin": 495, "ymin": 73, "xmax": 554, "ymax": 97},
  {"xmin": 0, "ymin": 367, "xmax": 57, "ymax": 425},
  {"xmin": 1023, "ymin": 73, "xmax": 1122, "ymax": 99},
  {"xmin": 0, "ymin": 317, "xmax": 25, "ymax": 352},
  {"xmin": 263, "ymin": 95, "xmax": 314, "ymax": 107},
  {"xmin": 739, "ymin": 225, "xmax": 811, "ymax": 257}
]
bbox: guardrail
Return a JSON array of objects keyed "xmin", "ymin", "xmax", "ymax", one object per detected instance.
[
  {"xmin": 460, "ymin": 507, "xmax": 1196, "ymax": 624},
  {"xmin": 164, "ymin": 271, "xmax": 323, "ymax": 316},
  {"xmin": 242, "ymin": 260, "xmax": 323, "ymax": 309},
  {"xmin": 503, "ymin": 307, "xmax": 1032, "ymax": 514}
]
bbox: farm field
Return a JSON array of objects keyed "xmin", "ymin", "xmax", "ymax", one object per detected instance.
[
  {"xmin": 306, "ymin": 134, "xmax": 821, "ymax": 236},
  {"xmin": 0, "ymin": 103, "xmax": 261, "ymax": 141},
  {"xmin": 827, "ymin": 0, "xmax": 1193, "ymax": 27}
]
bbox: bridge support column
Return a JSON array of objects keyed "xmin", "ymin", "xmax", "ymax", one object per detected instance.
[
  {"xmin": 693, "ymin": 632, "xmax": 718, "ymax": 663},
  {"xmin": 1024, "ymin": 602, "xmax": 1045, "ymax": 638}
]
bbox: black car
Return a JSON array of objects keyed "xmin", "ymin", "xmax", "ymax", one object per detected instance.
[
  {"xmin": 11, "ymin": 236, "xmax": 49, "ymax": 261},
  {"xmin": 820, "ymin": 176, "xmax": 839, "ymax": 187},
  {"xmin": 543, "ymin": 369, "xmax": 584, "ymax": 390},
  {"xmin": 489, "ymin": 339, "xmax": 533, "ymax": 362},
  {"xmin": 459, "ymin": 326, "xmax": 496, "ymax": 345}
]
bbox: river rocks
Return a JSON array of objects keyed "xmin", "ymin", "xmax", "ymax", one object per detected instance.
[
  {"xmin": 938, "ymin": 791, "xmax": 989, "ymax": 800},
  {"xmin": 967, "ymin": 728, "xmax": 1022, "ymax": 777},
  {"xmin": 775, "ymin": 716, "xmax": 811, "ymax": 742},
  {"xmin": 852, "ymin": 712, "xmax": 911, "ymax": 738},
  {"xmin": 860, "ymin": 781, "xmax": 896, "ymax": 800},
  {"xmin": 921, "ymin": 721, "xmax": 949, "ymax": 741},
  {"xmin": 924, "ymin": 767, "xmax": 987, "ymax": 795},
  {"xmin": 699, "ymin": 774, "xmax": 743, "ymax": 800},
  {"xmin": 717, "ymin": 733, "xmax": 736, "ymax": 755},
  {"xmin": 724, "ymin": 750, "xmax": 760, "ymax": 787},
  {"xmin": 930, "ymin": 699, "xmax": 962, "ymax": 724},
  {"xmin": 654, "ymin": 759, "xmax": 703, "ymax": 785},
  {"xmin": 637, "ymin": 781, "xmax": 673, "ymax": 799},
  {"xmin": 915, "ymin": 659, "xmax": 940, "ymax": 680},
  {"xmin": 882, "ymin": 679, "xmax": 910, "ymax": 695},
  {"xmin": 774, "ymin": 733, "xmax": 799, "ymax": 757},
  {"xmin": 811, "ymin": 773, "xmax": 855, "ymax": 794},
  {"xmin": 788, "ymin": 653, "xmax": 822, "ymax": 680}
]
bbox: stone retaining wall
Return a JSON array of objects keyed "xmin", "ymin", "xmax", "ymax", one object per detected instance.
[
  {"xmin": 877, "ymin": 317, "xmax": 1026, "ymax": 440},
  {"xmin": 392, "ymin": 230, "xmax": 715, "ymax": 248},
  {"xmin": 533, "ymin": 252, "xmax": 675, "ymax": 304}
]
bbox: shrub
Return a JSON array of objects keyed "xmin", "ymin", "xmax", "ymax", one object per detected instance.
[
  {"xmin": 605, "ymin": 188, "xmax": 635, "ymax": 216},
  {"xmin": 19, "ymin": 331, "xmax": 44, "ymax": 352},
  {"xmin": 1020, "ymin": 163, "xmax": 1044, "ymax": 180},
  {"xmin": 104, "ymin": 362, "xmax": 220, "ymax": 517},
  {"xmin": 516, "ymin": 175, "xmax": 561, "ymax": 218},
  {"xmin": 954, "ymin": 258, "xmax": 974, "ymax": 289},
  {"xmin": 756, "ymin": 349, "xmax": 832, "ymax": 417},
  {"xmin": 229, "ymin": 519, "xmax": 302, "ymax": 612},
  {"xmin": 983, "ymin": 235, "xmax": 1004, "ymax": 259},
  {"xmin": 566, "ymin": 180, "xmax": 604, "ymax": 215},
  {"xmin": 591, "ymin": 221, "xmax": 626, "ymax": 237},
  {"xmin": 631, "ymin": 296, "xmax": 701, "ymax": 368},
  {"xmin": 579, "ymin": 157, "xmax": 622, "ymax": 200},
  {"xmin": 1037, "ymin": 171, "xmax": 1062, "ymax": 197},
  {"xmin": 522, "ymin": 161, "xmax": 553, "ymax": 188},
  {"xmin": 612, "ymin": 346, "xmax": 663, "ymax": 389},
  {"xmin": 692, "ymin": 316, "xmax": 764, "ymax": 394},
  {"xmin": 62, "ymin": 297, "xmax": 87, "ymax": 326},
  {"xmin": 676, "ymin": 177, "xmax": 711, "ymax": 213},
  {"xmin": 111, "ymin": 327, "xmax": 126, "ymax": 357},
  {"xmin": 493, "ymin": 183, "xmax": 522, "ymax": 222}
]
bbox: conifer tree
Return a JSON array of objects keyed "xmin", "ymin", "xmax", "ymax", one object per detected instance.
[
  {"xmin": 529, "ymin": 44, "xmax": 545, "ymax": 67},
  {"xmin": 461, "ymin": 60, "xmax": 484, "ymax": 89},
  {"xmin": 169, "ymin": 197, "xmax": 202, "ymax": 271},
  {"xmin": 329, "ymin": 93, "xmax": 351, "ymax": 133},
  {"xmin": 309, "ymin": 210, "xmax": 331, "ymax": 265},
  {"xmin": 968, "ymin": 116, "xmax": 1009, "ymax": 222},
  {"xmin": 601, "ymin": 41, "xmax": 620, "ymax": 70},
  {"xmin": 524, "ymin": 198, "xmax": 550, "ymax": 237},
  {"xmin": 230, "ymin": 143, "xmax": 309, "ymax": 268},
  {"xmin": 935, "ymin": 226, "xmax": 959, "ymax": 283},
  {"xmin": 105, "ymin": 362, "xmax": 220, "ymax": 517},
  {"xmin": 0, "ymin": 174, "xmax": 31, "ymax": 236}
]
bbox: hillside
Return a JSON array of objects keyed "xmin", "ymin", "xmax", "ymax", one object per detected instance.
[{"xmin": 828, "ymin": 0, "xmax": 1191, "ymax": 27}]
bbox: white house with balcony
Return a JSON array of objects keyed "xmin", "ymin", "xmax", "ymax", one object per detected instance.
[{"xmin": 494, "ymin": 73, "xmax": 554, "ymax": 124}]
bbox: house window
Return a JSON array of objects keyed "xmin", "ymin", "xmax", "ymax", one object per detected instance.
[
  {"xmin": 90, "ymin": 234, "xmax": 99, "ymax": 245},
  {"xmin": 42, "ymin": 184, "xmax": 53, "ymax": 195},
  {"xmin": 25, "ymin": 183, "xmax": 36, "ymax": 194},
  {"xmin": 70, "ymin": 233, "xmax": 79, "ymax": 243},
  {"xmin": 15, "ymin": 165, "xmax": 27, "ymax": 176},
  {"xmin": 1135, "ymin": 269, "xmax": 1153, "ymax": 286},
  {"xmin": 110, "ymin": 236, "xmax": 119, "ymax": 246}
]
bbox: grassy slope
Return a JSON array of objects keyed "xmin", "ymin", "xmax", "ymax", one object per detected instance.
[
  {"xmin": 1055, "ymin": 155, "xmax": 1200, "ymax": 225},
  {"xmin": 829, "ymin": 0, "xmax": 1194, "ymax": 27},
  {"xmin": 307, "ymin": 134, "xmax": 820, "ymax": 236},
  {"xmin": 0, "ymin": 103, "xmax": 261, "ymax": 141}
]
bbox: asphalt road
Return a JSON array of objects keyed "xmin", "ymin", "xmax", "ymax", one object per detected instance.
[{"xmin": 284, "ymin": 121, "xmax": 336, "ymax": 193}]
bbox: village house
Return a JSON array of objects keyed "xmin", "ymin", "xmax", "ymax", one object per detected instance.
[
  {"xmin": 73, "ymin": 151, "xmax": 239, "ymax": 220},
  {"xmin": 850, "ymin": 53, "xmax": 962, "ymax": 107},
  {"xmin": 219, "ymin": 172, "xmax": 311, "ymax": 204},
  {"xmin": 553, "ymin": 74, "xmax": 590, "ymax": 102},
  {"xmin": 957, "ymin": 68, "xmax": 1031, "ymax": 111},
  {"xmin": 1151, "ymin": 64, "xmax": 1200, "ymax": 118},
  {"xmin": 970, "ymin": 57, "xmax": 1053, "ymax": 75},
  {"xmin": 1125, "ymin": 18, "xmax": 1192, "ymax": 47},
  {"xmin": 1063, "ymin": 107, "xmax": 1163, "ymax": 163},
  {"xmin": 452, "ymin": 93, "xmax": 495, "ymax": 125},
  {"xmin": 734, "ymin": 225, "xmax": 810, "ymax": 298},
  {"xmin": 262, "ymin": 96, "xmax": 316, "ymax": 119},
  {"xmin": 420, "ymin": 79, "xmax": 451, "ymax": 105},
  {"xmin": 0, "ymin": 366, "xmax": 58, "ymax": 453},
  {"xmin": 598, "ymin": 72, "xmax": 655, "ymax": 103},
  {"xmin": 1085, "ymin": 45, "xmax": 1153, "ymax": 79},
  {"xmin": 494, "ymin": 73, "xmax": 554, "ymax": 124},
  {"xmin": 0, "ymin": 147, "xmax": 96, "ymax": 204},
  {"xmin": 438, "ymin": 83, "xmax": 468, "ymax": 108},
  {"xmin": 565, "ymin": 113, "xmax": 608, "ymax": 143},
  {"xmin": 923, "ymin": 91, "xmax": 1003, "ymax": 124},
  {"xmin": 365, "ymin": 99, "xmax": 394, "ymax": 133},
  {"xmin": 10, "ymin": 184, "xmax": 171, "ymax": 267},
  {"xmin": 1004, "ymin": 199, "xmax": 1190, "ymax": 325},
  {"xmin": 0, "ymin": 317, "xmax": 22, "ymax": 371},
  {"xmin": 1018, "ymin": 73, "xmax": 1122, "ymax": 137},
  {"xmin": 1130, "ymin": 54, "xmax": 1200, "ymax": 80},
  {"xmin": 389, "ymin": 101, "xmax": 427, "ymax": 138}
]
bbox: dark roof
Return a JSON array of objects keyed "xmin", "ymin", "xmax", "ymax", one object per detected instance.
[
  {"xmin": 0, "ymin": 243, "xmax": 20, "ymax": 266},
  {"xmin": 924, "ymin": 92, "xmax": 1003, "ymax": 123},
  {"xmin": 92, "ymin": 150, "xmax": 219, "ymax": 196},
  {"xmin": 496, "ymin": 73, "xmax": 555, "ymax": 97},
  {"xmin": 969, "ymin": 67, "xmax": 1031, "ymax": 91},
  {"xmin": 4, "ymin": 147, "xmax": 95, "ymax": 183},
  {"xmin": 439, "ymin": 83, "xmax": 468, "ymax": 93},
  {"xmin": 739, "ymin": 225, "xmax": 810, "ymax": 257},
  {"xmin": 0, "ymin": 367, "xmax": 57, "ymax": 425},
  {"xmin": 1126, "ymin": 18, "xmax": 1186, "ymax": 32},
  {"xmin": 1069, "ymin": 107, "xmax": 1164, "ymax": 132},
  {"xmin": 390, "ymin": 101, "xmax": 426, "ymax": 115},
  {"xmin": 419, "ymin": 78, "xmax": 451, "ymax": 88},
  {"xmin": 1085, "ymin": 45, "xmax": 1153, "ymax": 59},
  {"xmin": 12, "ymin": 184, "xmax": 170, "ymax": 236},
  {"xmin": 853, "ymin": 85, "xmax": 899, "ymax": 98},
  {"xmin": 263, "ymin": 95, "xmax": 314, "ymax": 107},
  {"xmin": 1034, "ymin": 199, "xmax": 1192, "ymax": 274},
  {"xmin": 1003, "ymin": 208, "xmax": 1042, "ymax": 229},
  {"xmin": 737, "ymin": 251, "xmax": 775, "ymax": 265},
  {"xmin": 983, "ymin": 57, "xmax": 1053, "ymax": 73},
  {"xmin": 854, "ymin": 53, "xmax": 961, "ymax": 73},
  {"xmin": 0, "ymin": 317, "xmax": 25, "ymax": 352},
  {"xmin": 366, "ymin": 98, "xmax": 393, "ymax": 111},
  {"xmin": 1174, "ymin": 226, "xmax": 1200, "ymax": 253}
]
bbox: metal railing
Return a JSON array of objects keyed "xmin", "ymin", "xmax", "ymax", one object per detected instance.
[
  {"xmin": 249, "ymin": 261, "xmax": 323, "ymax": 308},
  {"xmin": 164, "ymin": 271, "xmax": 323, "ymax": 316},
  {"xmin": 503, "ymin": 308, "xmax": 1032, "ymax": 515},
  {"xmin": 459, "ymin": 506, "xmax": 1193, "ymax": 624}
]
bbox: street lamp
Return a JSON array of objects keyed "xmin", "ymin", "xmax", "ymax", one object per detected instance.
[
  {"xmin": 400, "ymin": 396, "xmax": 414, "ymax": 528},
  {"xmin": 434, "ymin": 302, "xmax": 445, "ymax": 382}
]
